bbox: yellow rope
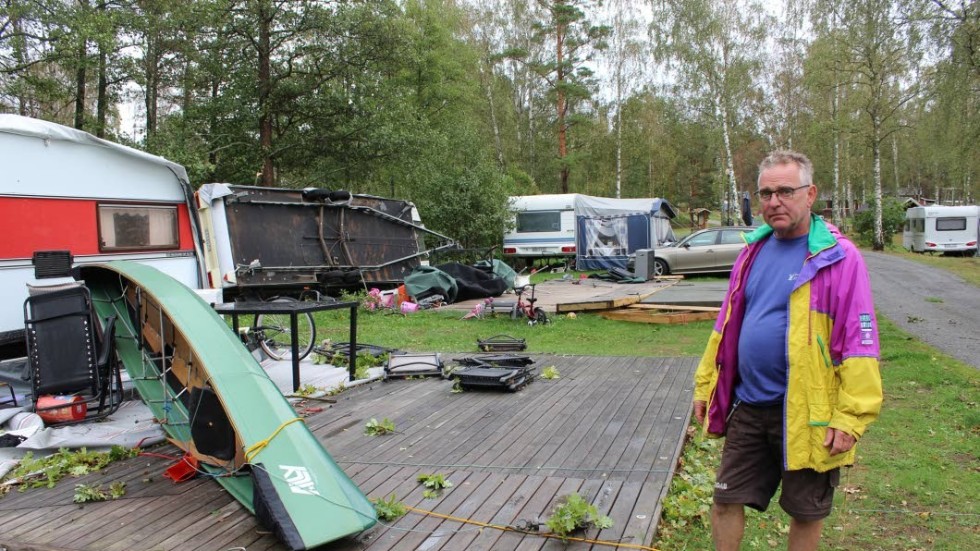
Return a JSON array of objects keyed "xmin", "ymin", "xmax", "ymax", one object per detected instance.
[
  {"xmin": 402, "ymin": 504, "xmax": 660, "ymax": 550},
  {"xmin": 244, "ymin": 417, "xmax": 305, "ymax": 463}
]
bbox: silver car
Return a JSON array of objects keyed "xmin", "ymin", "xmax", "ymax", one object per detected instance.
[{"xmin": 650, "ymin": 226, "xmax": 753, "ymax": 276}]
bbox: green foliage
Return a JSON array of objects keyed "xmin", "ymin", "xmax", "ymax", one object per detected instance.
[
  {"xmin": 73, "ymin": 481, "xmax": 126, "ymax": 504},
  {"xmin": 364, "ymin": 417, "xmax": 396, "ymax": 436},
  {"xmin": 372, "ymin": 494, "xmax": 408, "ymax": 521},
  {"xmin": 657, "ymin": 434, "xmax": 720, "ymax": 539},
  {"xmin": 417, "ymin": 473, "xmax": 453, "ymax": 499},
  {"xmin": 544, "ymin": 492, "xmax": 612, "ymax": 540},
  {"xmin": 2, "ymin": 446, "xmax": 137, "ymax": 493},
  {"xmin": 852, "ymin": 198, "xmax": 906, "ymax": 247},
  {"xmin": 294, "ymin": 383, "xmax": 319, "ymax": 397},
  {"xmin": 540, "ymin": 365, "xmax": 560, "ymax": 380}
]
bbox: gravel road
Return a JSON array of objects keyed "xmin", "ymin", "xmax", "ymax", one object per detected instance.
[{"xmin": 862, "ymin": 251, "xmax": 980, "ymax": 370}]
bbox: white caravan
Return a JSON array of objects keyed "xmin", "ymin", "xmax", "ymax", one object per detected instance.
[
  {"xmin": 502, "ymin": 194, "xmax": 579, "ymax": 263},
  {"xmin": 0, "ymin": 115, "xmax": 206, "ymax": 358},
  {"xmin": 502, "ymin": 193, "xmax": 678, "ymax": 269},
  {"xmin": 902, "ymin": 205, "xmax": 979, "ymax": 255}
]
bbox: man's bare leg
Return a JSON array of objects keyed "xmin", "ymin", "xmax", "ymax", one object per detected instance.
[
  {"xmin": 788, "ymin": 517, "xmax": 823, "ymax": 551},
  {"xmin": 712, "ymin": 502, "xmax": 745, "ymax": 551}
]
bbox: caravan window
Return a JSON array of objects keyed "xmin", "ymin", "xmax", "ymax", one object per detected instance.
[
  {"xmin": 935, "ymin": 217, "xmax": 966, "ymax": 231},
  {"xmin": 516, "ymin": 211, "xmax": 562, "ymax": 232},
  {"xmin": 98, "ymin": 204, "xmax": 179, "ymax": 251}
]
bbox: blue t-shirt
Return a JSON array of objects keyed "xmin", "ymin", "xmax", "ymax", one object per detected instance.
[{"xmin": 735, "ymin": 234, "xmax": 809, "ymax": 406}]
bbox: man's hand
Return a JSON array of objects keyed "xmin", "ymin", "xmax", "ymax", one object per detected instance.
[
  {"xmin": 693, "ymin": 400, "xmax": 707, "ymax": 424},
  {"xmin": 823, "ymin": 427, "xmax": 856, "ymax": 456}
]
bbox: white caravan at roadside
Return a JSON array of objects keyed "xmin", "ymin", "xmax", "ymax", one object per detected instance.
[{"xmin": 902, "ymin": 205, "xmax": 979, "ymax": 255}]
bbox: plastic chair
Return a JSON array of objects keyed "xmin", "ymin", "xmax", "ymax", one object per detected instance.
[{"xmin": 23, "ymin": 282, "xmax": 121, "ymax": 425}]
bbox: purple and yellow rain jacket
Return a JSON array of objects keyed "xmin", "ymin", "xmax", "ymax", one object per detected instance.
[{"xmin": 694, "ymin": 215, "xmax": 883, "ymax": 472}]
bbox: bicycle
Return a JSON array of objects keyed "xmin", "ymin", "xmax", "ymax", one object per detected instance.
[
  {"xmin": 511, "ymin": 284, "xmax": 549, "ymax": 326},
  {"xmin": 244, "ymin": 297, "xmax": 317, "ymax": 361}
]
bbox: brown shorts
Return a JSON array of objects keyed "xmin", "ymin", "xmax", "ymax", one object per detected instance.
[{"xmin": 713, "ymin": 402, "xmax": 839, "ymax": 521}]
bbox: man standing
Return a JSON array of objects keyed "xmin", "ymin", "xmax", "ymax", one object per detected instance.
[{"xmin": 693, "ymin": 150, "xmax": 883, "ymax": 551}]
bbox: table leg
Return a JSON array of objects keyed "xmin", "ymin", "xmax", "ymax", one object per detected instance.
[
  {"xmin": 349, "ymin": 305, "xmax": 357, "ymax": 382},
  {"xmin": 290, "ymin": 312, "xmax": 299, "ymax": 392}
]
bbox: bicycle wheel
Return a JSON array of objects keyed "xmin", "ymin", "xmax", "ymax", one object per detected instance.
[
  {"xmin": 256, "ymin": 297, "xmax": 316, "ymax": 361},
  {"xmin": 532, "ymin": 307, "xmax": 549, "ymax": 326}
]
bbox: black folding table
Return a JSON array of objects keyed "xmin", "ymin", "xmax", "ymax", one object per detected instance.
[{"xmin": 213, "ymin": 300, "xmax": 358, "ymax": 392}]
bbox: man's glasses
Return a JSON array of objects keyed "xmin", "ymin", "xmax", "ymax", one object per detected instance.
[{"xmin": 756, "ymin": 184, "xmax": 809, "ymax": 201}]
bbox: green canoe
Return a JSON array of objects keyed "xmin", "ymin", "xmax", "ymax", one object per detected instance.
[{"xmin": 80, "ymin": 261, "xmax": 376, "ymax": 550}]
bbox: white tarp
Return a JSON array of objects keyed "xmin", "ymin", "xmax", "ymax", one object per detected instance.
[{"xmin": 0, "ymin": 401, "xmax": 165, "ymax": 479}]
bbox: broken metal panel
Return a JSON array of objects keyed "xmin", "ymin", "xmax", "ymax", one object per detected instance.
[{"xmin": 215, "ymin": 186, "xmax": 455, "ymax": 292}]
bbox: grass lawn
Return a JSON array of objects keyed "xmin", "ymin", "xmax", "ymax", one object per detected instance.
[
  {"xmin": 655, "ymin": 318, "xmax": 980, "ymax": 550},
  {"xmin": 314, "ymin": 255, "xmax": 978, "ymax": 550}
]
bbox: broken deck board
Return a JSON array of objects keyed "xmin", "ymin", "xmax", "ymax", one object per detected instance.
[
  {"xmin": 446, "ymin": 278, "xmax": 681, "ymax": 314},
  {"xmin": 629, "ymin": 303, "xmax": 722, "ymax": 313},
  {"xmin": 0, "ymin": 354, "xmax": 697, "ymax": 551},
  {"xmin": 599, "ymin": 309, "xmax": 719, "ymax": 324}
]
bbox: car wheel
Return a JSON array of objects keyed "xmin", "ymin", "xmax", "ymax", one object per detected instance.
[{"xmin": 654, "ymin": 259, "xmax": 669, "ymax": 277}]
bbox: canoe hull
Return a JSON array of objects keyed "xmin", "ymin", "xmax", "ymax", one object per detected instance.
[{"xmin": 80, "ymin": 261, "xmax": 376, "ymax": 550}]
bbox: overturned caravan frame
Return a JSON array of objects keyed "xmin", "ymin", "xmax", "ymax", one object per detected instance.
[{"xmin": 196, "ymin": 184, "xmax": 457, "ymax": 298}]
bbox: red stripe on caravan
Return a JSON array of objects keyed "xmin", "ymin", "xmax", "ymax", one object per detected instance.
[{"xmin": 0, "ymin": 197, "xmax": 194, "ymax": 260}]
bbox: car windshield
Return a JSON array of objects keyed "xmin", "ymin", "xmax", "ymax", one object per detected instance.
[{"xmin": 680, "ymin": 231, "xmax": 717, "ymax": 247}]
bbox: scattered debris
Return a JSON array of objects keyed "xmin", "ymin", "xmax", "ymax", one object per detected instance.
[
  {"xmin": 364, "ymin": 418, "xmax": 396, "ymax": 436},
  {"xmin": 451, "ymin": 354, "xmax": 536, "ymax": 392},
  {"xmin": 477, "ymin": 334, "xmax": 527, "ymax": 352}
]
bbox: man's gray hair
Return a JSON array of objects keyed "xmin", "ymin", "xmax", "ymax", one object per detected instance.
[{"xmin": 757, "ymin": 150, "xmax": 813, "ymax": 188}]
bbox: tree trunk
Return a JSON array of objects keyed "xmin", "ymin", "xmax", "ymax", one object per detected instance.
[
  {"xmin": 96, "ymin": 46, "xmax": 108, "ymax": 138},
  {"xmin": 74, "ymin": 40, "xmax": 87, "ymax": 130},
  {"xmin": 257, "ymin": 0, "xmax": 276, "ymax": 187},
  {"xmin": 11, "ymin": 13, "xmax": 28, "ymax": 115},
  {"xmin": 892, "ymin": 133, "xmax": 899, "ymax": 193},
  {"xmin": 719, "ymin": 99, "xmax": 740, "ymax": 224},
  {"xmin": 873, "ymin": 119, "xmax": 884, "ymax": 251},
  {"xmin": 832, "ymin": 73, "xmax": 843, "ymax": 228},
  {"xmin": 481, "ymin": 62, "xmax": 505, "ymax": 169},
  {"xmin": 615, "ymin": 71, "xmax": 623, "ymax": 199},
  {"xmin": 145, "ymin": 37, "xmax": 159, "ymax": 138},
  {"xmin": 556, "ymin": 19, "xmax": 569, "ymax": 193}
]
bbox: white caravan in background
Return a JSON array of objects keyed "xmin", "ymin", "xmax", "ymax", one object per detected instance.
[
  {"xmin": 902, "ymin": 205, "xmax": 979, "ymax": 255},
  {"xmin": 502, "ymin": 194, "xmax": 579, "ymax": 263}
]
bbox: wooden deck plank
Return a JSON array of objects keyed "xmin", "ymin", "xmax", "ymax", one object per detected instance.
[
  {"xmin": 370, "ymin": 470, "xmax": 494, "ymax": 551},
  {"xmin": 97, "ymin": 486, "xmax": 233, "ymax": 551},
  {"xmin": 511, "ymin": 477, "xmax": 586, "ymax": 551},
  {"xmin": 431, "ymin": 473, "xmax": 527, "ymax": 550},
  {"xmin": 458, "ymin": 474, "xmax": 539, "ymax": 551},
  {"xmin": 519, "ymin": 361, "xmax": 631, "ymax": 475},
  {"xmin": 0, "ymin": 354, "xmax": 696, "ymax": 551},
  {"xmin": 553, "ymin": 357, "xmax": 667, "ymax": 478},
  {"xmin": 541, "ymin": 357, "xmax": 658, "ymax": 477}
]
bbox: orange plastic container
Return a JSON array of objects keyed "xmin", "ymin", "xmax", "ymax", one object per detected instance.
[{"xmin": 36, "ymin": 395, "xmax": 87, "ymax": 423}]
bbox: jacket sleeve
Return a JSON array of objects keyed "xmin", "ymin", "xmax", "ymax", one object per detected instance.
[
  {"xmin": 828, "ymin": 244, "xmax": 883, "ymax": 439},
  {"xmin": 694, "ymin": 330, "xmax": 722, "ymax": 403}
]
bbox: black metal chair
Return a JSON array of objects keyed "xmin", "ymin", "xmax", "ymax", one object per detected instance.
[{"xmin": 23, "ymin": 282, "xmax": 121, "ymax": 425}]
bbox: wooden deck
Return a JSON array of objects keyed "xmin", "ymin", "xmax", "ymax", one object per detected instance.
[{"xmin": 0, "ymin": 354, "xmax": 697, "ymax": 551}]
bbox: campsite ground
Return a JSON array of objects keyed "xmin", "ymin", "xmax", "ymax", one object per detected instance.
[{"xmin": 0, "ymin": 247, "xmax": 976, "ymax": 551}]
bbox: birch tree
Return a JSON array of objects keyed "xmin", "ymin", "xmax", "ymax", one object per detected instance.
[
  {"xmin": 649, "ymin": 0, "xmax": 770, "ymax": 224},
  {"xmin": 604, "ymin": 0, "xmax": 646, "ymax": 198},
  {"xmin": 839, "ymin": 0, "xmax": 920, "ymax": 249}
]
